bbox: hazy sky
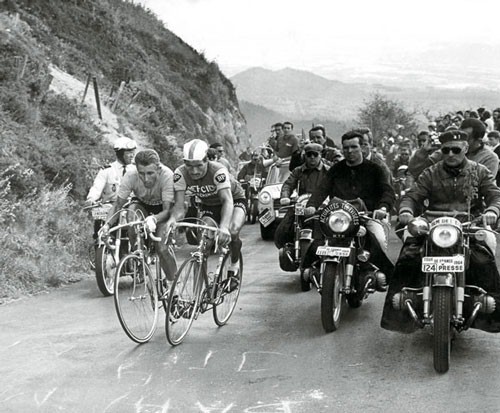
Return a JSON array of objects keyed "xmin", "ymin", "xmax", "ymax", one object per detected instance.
[{"xmin": 143, "ymin": 0, "xmax": 500, "ymax": 78}]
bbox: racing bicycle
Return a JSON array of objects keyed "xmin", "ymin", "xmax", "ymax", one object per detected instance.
[{"xmin": 165, "ymin": 220, "xmax": 243, "ymax": 346}]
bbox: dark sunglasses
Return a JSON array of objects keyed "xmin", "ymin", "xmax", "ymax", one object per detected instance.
[
  {"xmin": 441, "ymin": 147, "xmax": 462, "ymax": 155},
  {"xmin": 305, "ymin": 152, "xmax": 320, "ymax": 157}
]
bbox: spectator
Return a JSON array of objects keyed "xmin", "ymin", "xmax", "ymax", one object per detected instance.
[
  {"xmin": 460, "ymin": 118, "xmax": 499, "ymax": 177},
  {"xmin": 209, "ymin": 142, "xmax": 234, "ymax": 174},
  {"xmin": 487, "ymin": 130, "xmax": 500, "ymax": 185},
  {"xmin": 239, "ymin": 146, "xmax": 252, "ymax": 161}
]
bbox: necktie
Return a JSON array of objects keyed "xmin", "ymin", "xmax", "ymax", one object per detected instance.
[{"xmin": 122, "ymin": 165, "xmax": 127, "ymax": 176}]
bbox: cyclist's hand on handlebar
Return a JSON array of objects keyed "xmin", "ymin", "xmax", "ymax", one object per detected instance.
[
  {"xmin": 84, "ymin": 199, "xmax": 94, "ymax": 208},
  {"xmin": 398, "ymin": 212, "xmax": 414, "ymax": 225},
  {"xmin": 145, "ymin": 216, "xmax": 157, "ymax": 233},
  {"xmin": 373, "ymin": 207, "xmax": 388, "ymax": 220},
  {"xmin": 218, "ymin": 227, "xmax": 231, "ymax": 247},
  {"xmin": 280, "ymin": 197, "xmax": 291, "ymax": 206},
  {"xmin": 482, "ymin": 211, "xmax": 498, "ymax": 226},
  {"xmin": 99, "ymin": 224, "xmax": 110, "ymax": 237},
  {"xmin": 304, "ymin": 206, "xmax": 316, "ymax": 217}
]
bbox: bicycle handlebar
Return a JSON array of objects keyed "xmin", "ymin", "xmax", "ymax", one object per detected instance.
[{"xmin": 171, "ymin": 222, "xmax": 220, "ymax": 233}]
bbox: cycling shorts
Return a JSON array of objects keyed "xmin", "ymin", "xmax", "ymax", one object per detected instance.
[{"xmin": 199, "ymin": 198, "xmax": 247, "ymax": 224}]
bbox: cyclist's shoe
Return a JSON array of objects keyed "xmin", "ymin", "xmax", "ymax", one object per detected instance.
[
  {"xmin": 159, "ymin": 279, "xmax": 169, "ymax": 301},
  {"xmin": 226, "ymin": 260, "xmax": 240, "ymax": 293}
]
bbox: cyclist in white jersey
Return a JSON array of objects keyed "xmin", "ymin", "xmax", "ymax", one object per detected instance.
[
  {"xmin": 102, "ymin": 149, "xmax": 177, "ymax": 281},
  {"xmin": 167, "ymin": 139, "xmax": 246, "ymax": 276}
]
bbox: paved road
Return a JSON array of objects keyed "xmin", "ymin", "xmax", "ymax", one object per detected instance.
[{"xmin": 1, "ymin": 224, "xmax": 500, "ymax": 412}]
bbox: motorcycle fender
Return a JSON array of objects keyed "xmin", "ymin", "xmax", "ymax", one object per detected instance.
[
  {"xmin": 322, "ymin": 257, "xmax": 341, "ymax": 263},
  {"xmin": 432, "ymin": 273, "xmax": 455, "ymax": 288},
  {"xmin": 299, "ymin": 229, "xmax": 313, "ymax": 241}
]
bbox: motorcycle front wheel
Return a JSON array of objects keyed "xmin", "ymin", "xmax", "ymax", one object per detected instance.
[
  {"xmin": 433, "ymin": 286, "xmax": 452, "ymax": 373},
  {"xmin": 321, "ymin": 262, "xmax": 344, "ymax": 332},
  {"xmin": 95, "ymin": 245, "xmax": 116, "ymax": 296}
]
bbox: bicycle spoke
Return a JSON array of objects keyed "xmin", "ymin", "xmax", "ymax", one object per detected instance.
[
  {"xmin": 213, "ymin": 252, "xmax": 243, "ymax": 326},
  {"xmin": 165, "ymin": 258, "xmax": 200, "ymax": 346}
]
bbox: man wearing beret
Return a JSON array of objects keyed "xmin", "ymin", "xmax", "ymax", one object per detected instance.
[
  {"xmin": 381, "ymin": 129, "xmax": 500, "ymax": 333},
  {"xmin": 274, "ymin": 143, "xmax": 330, "ymax": 250}
]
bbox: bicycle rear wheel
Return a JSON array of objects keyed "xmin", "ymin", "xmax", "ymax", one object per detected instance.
[
  {"xmin": 213, "ymin": 252, "xmax": 243, "ymax": 326},
  {"xmin": 165, "ymin": 258, "xmax": 201, "ymax": 346},
  {"xmin": 114, "ymin": 254, "xmax": 158, "ymax": 344}
]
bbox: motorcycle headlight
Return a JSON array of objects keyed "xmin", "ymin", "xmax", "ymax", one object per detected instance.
[
  {"xmin": 327, "ymin": 210, "xmax": 352, "ymax": 233},
  {"xmin": 259, "ymin": 191, "xmax": 272, "ymax": 204},
  {"xmin": 431, "ymin": 225, "xmax": 459, "ymax": 248},
  {"xmin": 407, "ymin": 217, "xmax": 430, "ymax": 237}
]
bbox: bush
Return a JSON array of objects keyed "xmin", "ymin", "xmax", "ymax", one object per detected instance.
[{"xmin": 0, "ymin": 180, "xmax": 90, "ymax": 303}]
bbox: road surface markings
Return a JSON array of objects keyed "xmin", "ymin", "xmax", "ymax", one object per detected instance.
[
  {"xmin": 143, "ymin": 373, "xmax": 153, "ymax": 386},
  {"xmin": 244, "ymin": 401, "xmax": 299, "ymax": 412},
  {"xmin": 196, "ymin": 401, "xmax": 234, "ymax": 412},
  {"xmin": 34, "ymin": 387, "xmax": 57, "ymax": 407},
  {"xmin": 1, "ymin": 392, "xmax": 24, "ymax": 403},
  {"xmin": 237, "ymin": 351, "xmax": 286, "ymax": 372},
  {"xmin": 190, "ymin": 350, "xmax": 215, "ymax": 370},
  {"xmin": 117, "ymin": 361, "xmax": 135, "ymax": 380},
  {"xmin": 103, "ymin": 392, "xmax": 130, "ymax": 412}
]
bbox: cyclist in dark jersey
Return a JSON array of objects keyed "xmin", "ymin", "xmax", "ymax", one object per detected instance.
[{"xmin": 167, "ymin": 139, "xmax": 246, "ymax": 276}]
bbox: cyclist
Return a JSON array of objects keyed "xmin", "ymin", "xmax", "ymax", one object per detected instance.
[
  {"xmin": 84, "ymin": 137, "xmax": 137, "ymax": 242},
  {"xmin": 102, "ymin": 149, "xmax": 177, "ymax": 282},
  {"xmin": 167, "ymin": 139, "xmax": 246, "ymax": 278}
]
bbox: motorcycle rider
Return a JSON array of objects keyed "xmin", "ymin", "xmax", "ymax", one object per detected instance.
[
  {"xmin": 381, "ymin": 130, "xmax": 500, "ymax": 333},
  {"xmin": 274, "ymin": 143, "xmax": 330, "ymax": 249},
  {"xmin": 305, "ymin": 131, "xmax": 395, "ymax": 277},
  {"xmin": 84, "ymin": 137, "xmax": 137, "ymax": 242},
  {"xmin": 237, "ymin": 150, "xmax": 273, "ymax": 182}
]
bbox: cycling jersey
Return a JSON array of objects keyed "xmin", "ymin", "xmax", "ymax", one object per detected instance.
[
  {"xmin": 118, "ymin": 164, "xmax": 174, "ymax": 206},
  {"xmin": 87, "ymin": 161, "xmax": 136, "ymax": 203},
  {"xmin": 173, "ymin": 161, "xmax": 245, "ymax": 206}
]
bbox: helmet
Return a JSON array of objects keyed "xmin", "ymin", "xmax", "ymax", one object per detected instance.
[
  {"xmin": 183, "ymin": 139, "xmax": 208, "ymax": 161},
  {"xmin": 113, "ymin": 137, "xmax": 137, "ymax": 151}
]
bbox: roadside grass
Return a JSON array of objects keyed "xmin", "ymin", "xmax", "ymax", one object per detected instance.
[{"xmin": 0, "ymin": 174, "xmax": 91, "ymax": 305}]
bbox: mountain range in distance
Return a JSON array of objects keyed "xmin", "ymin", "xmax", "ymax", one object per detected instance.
[{"xmin": 231, "ymin": 65, "xmax": 500, "ymax": 125}]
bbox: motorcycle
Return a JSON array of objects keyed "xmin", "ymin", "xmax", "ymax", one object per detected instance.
[
  {"xmin": 305, "ymin": 198, "xmax": 387, "ymax": 333},
  {"xmin": 277, "ymin": 194, "xmax": 313, "ymax": 291},
  {"xmin": 391, "ymin": 210, "xmax": 497, "ymax": 373},
  {"xmin": 240, "ymin": 173, "xmax": 264, "ymax": 224}
]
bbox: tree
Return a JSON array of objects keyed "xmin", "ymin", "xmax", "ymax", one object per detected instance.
[{"xmin": 357, "ymin": 93, "xmax": 418, "ymax": 144}]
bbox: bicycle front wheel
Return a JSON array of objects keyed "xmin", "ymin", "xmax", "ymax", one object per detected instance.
[
  {"xmin": 165, "ymin": 258, "xmax": 201, "ymax": 346},
  {"xmin": 114, "ymin": 254, "xmax": 158, "ymax": 344},
  {"xmin": 213, "ymin": 252, "xmax": 243, "ymax": 326}
]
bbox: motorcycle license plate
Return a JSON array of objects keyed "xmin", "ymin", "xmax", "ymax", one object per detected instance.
[
  {"xmin": 316, "ymin": 246, "xmax": 350, "ymax": 257},
  {"xmin": 91, "ymin": 205, "xmax": 111, "ymax": 220},
  {"xmin": 259, "ymin": 208, "xmax": 275, "ymax": 227},
  {"xmin": 421, "ymin": 256, "xmax": 465, "ymax": 273},
  {"xmin": 295, "ymin": 204, "xmax": 305, "ymax": 215}
]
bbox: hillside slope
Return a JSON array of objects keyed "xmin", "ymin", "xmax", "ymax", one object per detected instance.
[
  {"xmin": 0, "ymin": 0, "xmax": 248, "ymax": 301},
  {"xmin": 3, "ymin": 0, "xmax": 248, "ymax": 164}
]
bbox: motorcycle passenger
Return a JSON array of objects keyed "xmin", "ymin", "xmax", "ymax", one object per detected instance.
[
  {"xmin": 102, "ymin": 149, "xmax": 178, "ymax": 282},
  {"xmin": 305, "ymin": 131, "xmax": 395, "ymax": 276},
  {"xmin": 290, "ymin": 126, "xmax": 343, "ymax": 170},
  {"xmin": 357, "ymin": 127, "xmax": 392, "ymax": 184},
  {"xmin": 381, "ymin": 130, "xmax": 500, "ymax": 333},
  {"xmin": 274, "ymin": 143, "xmax": 330, "ymax": 249},
  {"xmin": 84, "ymin": 137, "xmax": 137, "ymax": 242},
  {"xmin": 167, "ymin": 139, "xmax": 246, "ymax": 278}
]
